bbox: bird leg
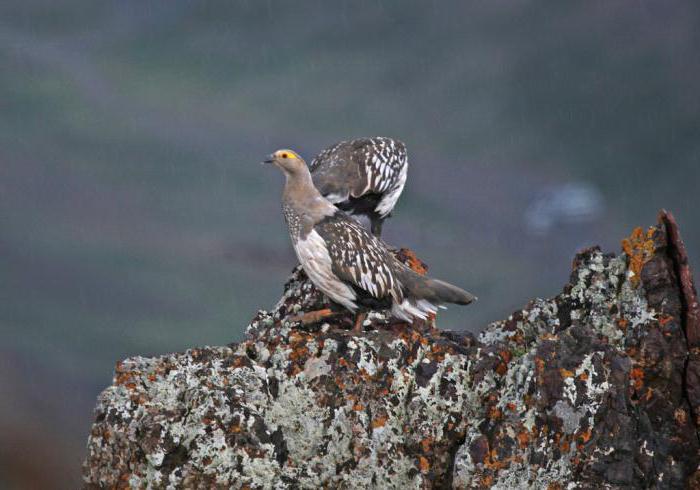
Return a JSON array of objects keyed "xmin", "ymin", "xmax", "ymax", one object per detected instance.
[
  {"xmin": 413, "ymin": 313, "xmax": 439, "ymax": 335},
  {"xmin": 352, "ymin": 312, "xmax": 368, "ymax": 334},
  {"xmin": 426, "ymin": 313, "xmax": 440, "ymax": 335},
  {"xmin": 288, "ymin": 308, "xmax": 335, "ymax": 325}
]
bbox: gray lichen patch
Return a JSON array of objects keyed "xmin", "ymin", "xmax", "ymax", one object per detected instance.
[{"xmin": 452, "ymin": 238, "xmax": 696, "ymax": 489}]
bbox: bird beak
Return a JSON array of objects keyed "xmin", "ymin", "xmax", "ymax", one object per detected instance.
[{"xmin": 261, "ymin": 154, "xmax": 275, "ymax": 165}]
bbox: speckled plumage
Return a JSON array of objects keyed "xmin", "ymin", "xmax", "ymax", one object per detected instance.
[
  {"xmin": 310, "ymin": 137, "xmax": 408, "ymax": 236},
  {"xmin": 268, "ymin": 147, "xmax": 475, "ymax": 322},
  {"xmin": 293, "ymin": 209, "xmax": 439, "ymax": 321},
  {"xmin": 315, "ymin": 212, "xmax": 402, "ymax": 304},
  {"xmin": 282, "ymin": 204, "xmax": 303, "ymax": 242}
]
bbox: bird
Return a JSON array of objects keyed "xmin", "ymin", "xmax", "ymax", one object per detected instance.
[
  {"xmin": 309, "ymin": 137, "xmax": 408, "ymax": 237},
  {"xmin": 263, "ymin": 149, "xmax": 476, "ymax": 331}
]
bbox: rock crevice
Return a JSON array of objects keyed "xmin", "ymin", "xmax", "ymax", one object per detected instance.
[{"xmin": 83, "ymin": 212, "xmax": 700, "ymax": 488}]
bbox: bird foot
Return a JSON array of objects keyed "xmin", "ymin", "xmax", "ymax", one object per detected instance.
[
  {"xmin": 427, "ymin": 314, "xmax": 440, "ymax": 335},
  {"xmin": 413, "ymin": 315, "xmax": 440, "ymax": 335},
  {"xmin": 288, "ymin": 308, "xmax": 335, "ymax": 325}
]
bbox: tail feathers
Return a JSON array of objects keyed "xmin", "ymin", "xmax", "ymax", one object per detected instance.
[
  {"xmin": 423, "ymin": 278, "xmax": 477, "ymax": 305},
  {"xmin": 396, "ymin": 266, "xmax": 477, "ymax": 306},
  {"xmin": 391, "ymin": 298, "xmax": 438, "ymax": 322}
]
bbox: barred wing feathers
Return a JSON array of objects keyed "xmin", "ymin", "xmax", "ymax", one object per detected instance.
[
  {"xmin": 314, "ymin": 214, "xmax": 402, "ymax": 303},
  {"xmin": 310, "ymin": 137, "xmax": 408, "ymax": 218}
]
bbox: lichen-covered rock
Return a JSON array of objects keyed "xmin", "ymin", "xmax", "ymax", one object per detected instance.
[{"xmin": 83, "ymin": 213, "xmax": 700, "ymax": 489}]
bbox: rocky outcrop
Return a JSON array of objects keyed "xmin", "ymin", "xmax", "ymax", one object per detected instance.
[{"xmin": 83, "ymin": 211, "xmax": 700, "ymax": 488}]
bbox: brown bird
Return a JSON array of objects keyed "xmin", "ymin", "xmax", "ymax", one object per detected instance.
[
  {"xmin": 310, "ymin": 137, "xmax": 407, "ymax": 237},
  {"xmin": 264, "ymin": 149, "xmax": 475, "ymax": 331}
]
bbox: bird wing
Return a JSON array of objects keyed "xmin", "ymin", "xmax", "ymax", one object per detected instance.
[
  {"xmin": 310, "ymin": 137, "xmax": 407, "ymax": 200},
  {"xmin": 310, "ymin": 140, "xmax": 360, "ymax": 201},
  {"xmin": 310, "ymin": 166, "xmax": 354, "ymax": 204},
  {"xmin": 348, "ymin": 137, "xmax": 407, "ymax": 195},
  {"xmin": 309, "ymin": 141, "xmax": 346, "ymax": 171},
  {"xmin": 314, "ymin": 212, "xmax": 403, "ymax": 302}
]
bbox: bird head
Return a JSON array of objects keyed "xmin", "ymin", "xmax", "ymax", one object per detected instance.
[{"xmin": 263, "ymin": 149, "xmax": 307, "ymax": 175}]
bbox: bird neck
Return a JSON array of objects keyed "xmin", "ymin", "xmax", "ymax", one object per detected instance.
[{"xmin": 282, "ymin": 166, "xmax": 336, "ymax": 219}]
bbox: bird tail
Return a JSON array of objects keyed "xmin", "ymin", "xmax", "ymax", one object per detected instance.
[
  {"xmin": 396, "ymin": 265, "xmax": 477, "ymax": 306},
  {"xmin": 421, "ymin": 277, "xmax": 477, "ymax": 305}
]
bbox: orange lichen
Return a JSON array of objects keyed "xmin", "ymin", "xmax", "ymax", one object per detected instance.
[
  {"xmin": 559, "ymin": 368, "xmax": 574, "ymax": 378},
  {"xmin": 484, "ymin": 449, "xmax": 510, "ymax": 470},
  {"xmin": 621, "ymin": 226, "xmax": 656, "ymax": 287},
  {"xmin": 630, "ymin": 367, "xmax": 645, "ymax": 390},
  {"xmin": 399, "ymin": 249, "xmax": 428, "ymax": 275},
  {"xmin": 535, "ymin": 358, "xmax": 545, "ymax": 375},
  {"xmin": 659, "ymin": 315, "xmax": 674, "ymax": 326},
  {"xmin": 487, "ymin": 406, "xmax": 502, "ymax": 420},
  {"xmin": 372, "ymin": 417, "xmax": 388, "ymax": 429},
  {"xmin": 115, "ymin": 370, "xmax": 137, "ymax": 386},
  {"xmin": 418, "ymin": 456, "xmax": 430, "ymax": 473},
  {"xmin": 495, "ymin": 362, "xmax": 508, "ymax": 376},
  {"xmin": 560, "ymin": 438, "xmax": 570, "ymax": 452},
  {"xmin": 289, "ymin": 347, "xmax": 310, "ymax": 362},
  {"xmin": 499, "ymin": 350, "xmax": 512, "ymax": 363},
  {"xmin": 517, "ymin": 431, "xmax": 530, "ymax": 449},
  {"xmin": 577, "ymin": 428, "xmax": 592, "ymax": 445},
  {"xmin": 617, "ymin": 318, "xmax": 629, "ymax": 332}
]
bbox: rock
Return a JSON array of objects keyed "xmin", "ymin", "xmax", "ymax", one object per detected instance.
[{"xmin": 83, "ymin": 212, "xmax": 700, "ymax": 488}]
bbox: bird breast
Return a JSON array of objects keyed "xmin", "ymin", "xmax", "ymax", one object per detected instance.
[{"xmin": 293, "ymin": 229, "xmax": 358, "ymax": 312}]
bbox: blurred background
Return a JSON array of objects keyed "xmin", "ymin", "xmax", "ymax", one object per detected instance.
[{"xmin": 1, "ymin": 1, "xmax": 698, "ymax": 487}]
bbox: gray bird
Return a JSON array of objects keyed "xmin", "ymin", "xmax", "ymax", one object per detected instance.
[
  {"xmin": 264, "ymin": 149, "xmax": 475, "ymax": 330},
  {"xmin": 310, "ymin": 137, "xmax": 407, "ymax": 237}
]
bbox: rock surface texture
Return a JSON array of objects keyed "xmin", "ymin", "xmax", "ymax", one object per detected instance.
[{"xmin": 84, "ymin": 211, "xmax": 700, "ymax": 489}]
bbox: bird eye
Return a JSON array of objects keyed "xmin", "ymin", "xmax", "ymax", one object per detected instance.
[{"xmin": 281, "ymin": 153, "xmax": 288, "ymax": 159}]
